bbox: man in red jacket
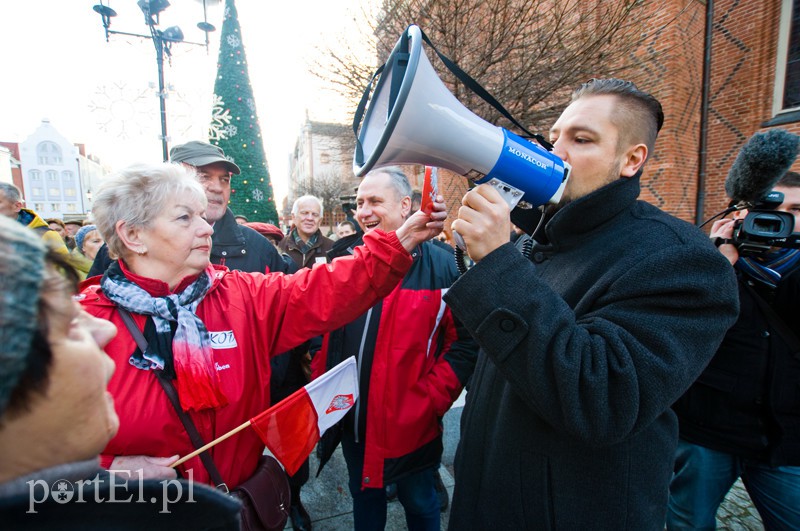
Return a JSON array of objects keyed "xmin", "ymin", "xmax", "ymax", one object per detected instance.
[{"xmin": 315, "ymin": 167, "xmax": 477, "ymax": 531}]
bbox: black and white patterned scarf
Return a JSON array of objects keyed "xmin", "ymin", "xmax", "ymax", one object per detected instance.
[
  {"xmin": 101, "ymin": 261, "xmax": 228, "ymax": 412},
  {"xmin": 291, "ymin": 228, "xmax": 318, "ymax": 255}
]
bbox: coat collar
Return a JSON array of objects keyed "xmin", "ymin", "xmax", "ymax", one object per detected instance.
[
  {"xmin": 78, "ymin": 262, "xmax": 228, "ymax": 304},
  {"xmin": 541, "ymin": 174, "xmax": 641, "ymax": 248},
  {"xmin": 210, "ymin": 208, "xmax": 246, "ymax": 250}
]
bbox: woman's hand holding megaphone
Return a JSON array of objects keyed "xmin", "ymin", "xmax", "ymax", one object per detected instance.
[
  {"xmin": 452, "ymin": 184, "xmax": 511, "ymax": 263},
  {"xmin": 395, "ymin": 194, "xmax": 448, "ymax": 252}
]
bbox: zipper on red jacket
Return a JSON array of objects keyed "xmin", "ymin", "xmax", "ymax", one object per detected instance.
[{"xmin": 353, "ymin": 307, "xmax": 374, "ymax": 444}]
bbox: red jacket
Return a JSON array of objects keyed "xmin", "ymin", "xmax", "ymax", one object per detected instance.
[
  {"xmin": 79, "ymin": 230, "xmax": 411, "ymax": 488},
  {"xmin": 314, "ymin": 241, "xmax": 477, "ymax": 488}
]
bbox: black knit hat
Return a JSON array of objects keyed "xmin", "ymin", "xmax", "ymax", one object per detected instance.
[{"xmin": 0, "ymin": 216, "xmax": 46, "ymax": 416}]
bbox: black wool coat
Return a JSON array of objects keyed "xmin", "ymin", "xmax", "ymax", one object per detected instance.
[{"xmin": 444, "ymin": 176, "xmax": 739, "ymax": 530}]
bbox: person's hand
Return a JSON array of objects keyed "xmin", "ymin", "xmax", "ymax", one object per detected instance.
[
  {"xmin": 710, "ymin": 218, "xmax": 739, "ymax": 265},
  {"xmin": 110, "ymin": 455, "xmax": 180, "ymax": 479},
  {"xmin": 451, "ymin": 184, "xmax": 511, "ymax": 262},
  {"xmin": 394, "ymin": 195, "xmax": 447, "ymax": 252}
]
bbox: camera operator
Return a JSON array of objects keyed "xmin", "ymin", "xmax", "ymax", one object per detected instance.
[{"xmin": 668, "ymin": 171, "xmax": 800, "ymax": 530}]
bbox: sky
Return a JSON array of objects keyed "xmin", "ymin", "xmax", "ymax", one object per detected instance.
[{"xmin": 0, "ymin": 0, "xmax": 372, "ymax": 205}]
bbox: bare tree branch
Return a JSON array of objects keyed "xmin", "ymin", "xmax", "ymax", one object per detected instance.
[{"xmin": 311, "ymin": 0, "xmax": 677, "ymax": 135}]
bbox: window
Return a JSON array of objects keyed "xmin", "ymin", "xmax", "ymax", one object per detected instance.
[
  {"xmin": 62, "ymin": 170, "xmax": 74, "ymax": 181},
  {"xmin": 36, "ymin": 142, "xmax": 63, "ymax": 165},
  {"xmin": 46, "ymin": 170, "xmax": 57, "ymax": 181},
  {"xmin": 774, "ymin": 0, "xmax": 800, "ymax": 113},
  {"xmin": 49, "ymin": 187, "xmax": 61, "ymax": 198},
  {"xmin": 31, "ymin": 187, "xmax": 43, "ymax": 198},
  {"xmin": 34, "ymin": 203, "xmax": 44, "ymax": 212},
  {"xmin": 64, "ymin": 188, "xmax": 76, "ymax": 197},
  {"xmin": 65, "ymin": 203, "xmax": 76, "ymax": 213},
  {"xmin": 29, "ymin": 169, "xmax": 41, "ymax": 181},
  {"xmin": 50, "ymin": 203, "xmax": 59, "ymax": 212}
]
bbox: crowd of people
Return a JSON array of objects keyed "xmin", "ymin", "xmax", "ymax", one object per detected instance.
[{"xmin": 0, "ymin": 77, "xmax": 797, "ymax": 531}]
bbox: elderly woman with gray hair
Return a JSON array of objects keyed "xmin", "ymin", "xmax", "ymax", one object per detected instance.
[
  {"xmin": 0, "ymin": 216, "xmax": 240, "ymax": 528},
  {"xmin": 77, "ymin": 162, "xmax": 445, "ymax": 490}
]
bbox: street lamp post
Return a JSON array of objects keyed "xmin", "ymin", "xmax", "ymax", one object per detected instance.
[{"xmin": 92, "ymin": 1, "xmax": 214, "ymax": 161}]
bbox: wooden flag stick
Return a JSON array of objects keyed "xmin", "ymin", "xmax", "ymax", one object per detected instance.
[{"xmin": 170, "ymin": 419, "xmax": 253, "ymax": 468}]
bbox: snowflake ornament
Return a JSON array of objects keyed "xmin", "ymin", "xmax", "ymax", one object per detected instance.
[
  {"xmin": 89, "ymin": 81, "xmax": 153, "ymax": 140},
  {"xmin": 227, "ymin": 34, "xmax": 241, "ymax": 48},
  {"xmin": 208, "ymin": 94, "xmax": 233, "ymax": 141},
  {"xmin": 252, "ymin": 189, "xmax": 264, "ymax": 202}
]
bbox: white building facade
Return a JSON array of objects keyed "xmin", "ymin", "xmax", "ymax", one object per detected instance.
[
  {"xmin": 0, "ymin": 146, "xmax": 15, "ymax": 185},
  {"xmin": 17, "ymin": 120, "xmax": 107, "ymax": 220}
]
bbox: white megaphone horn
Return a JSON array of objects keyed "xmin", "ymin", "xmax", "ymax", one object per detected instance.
[{"xmin": 353, "ymin": 24, "xmax": 570, "ymax": 212}]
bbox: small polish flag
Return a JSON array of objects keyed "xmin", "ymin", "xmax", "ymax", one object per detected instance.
[{"xmin": 250, "ymin": 357, "xmax": 359, "ymax": 475}]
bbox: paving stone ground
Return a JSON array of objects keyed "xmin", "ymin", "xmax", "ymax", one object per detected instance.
[{"xmin": 717, "ymin": 479, "xmax": 764, "ymax": 530}]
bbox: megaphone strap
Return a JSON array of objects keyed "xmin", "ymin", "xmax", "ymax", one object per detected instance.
[
  {"xmin": 353, "ymin": 25, "xmax": 553, "ymax": 159},
  {"xmin": 353, "ymin": 63, "xmax": 385, "ymax": 166},
  {"xmin": 416, "ymin": 27, "xmax": 553, "ymax": 152}
]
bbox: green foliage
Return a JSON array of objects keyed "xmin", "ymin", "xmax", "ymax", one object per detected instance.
[{"xmin": 210, "ymin": 0, "xmax": 278, "ymax": 223}]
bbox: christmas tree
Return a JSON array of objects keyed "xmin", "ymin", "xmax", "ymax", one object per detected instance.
[{"xmin": 208, "ymin": 0, "xmax": 278, "ymax": 223}]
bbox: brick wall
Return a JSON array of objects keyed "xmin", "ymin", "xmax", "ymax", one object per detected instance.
[{"xmin": 634, "ymin": 1, "xmax": 706, "ymax": 222}]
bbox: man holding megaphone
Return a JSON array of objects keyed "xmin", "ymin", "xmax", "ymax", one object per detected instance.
[{"xmin": 443, "ymin": 79, "xmax": 740, "ymax": 529}]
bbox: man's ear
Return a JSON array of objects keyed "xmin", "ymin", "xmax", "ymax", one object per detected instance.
[
  {"xmin": 620, "ymin": 144, "xmax": 648, "ymax": 178},
  {"xmin": 116, "ymin": 220, "xmax": 145, "ymax": 255},
  {"xmin": 400, "ymin": 196, "xmax": 412, "ymax": 219}
]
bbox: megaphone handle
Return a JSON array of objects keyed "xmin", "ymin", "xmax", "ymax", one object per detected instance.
[{"xmin": 453, "ymin": 230, "xmax": 467, "ymax": 251}]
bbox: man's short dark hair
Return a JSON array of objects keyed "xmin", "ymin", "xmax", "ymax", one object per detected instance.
[
  {"xmin": 572, "ymin": 78, "xmax": 664, "ymax": 157},
  {"xmin": 777, "ymin": 171, "xmax": 800, "ymax": 188}
]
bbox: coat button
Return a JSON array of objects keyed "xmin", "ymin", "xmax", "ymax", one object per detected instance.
[
  {"xmin": 761, "ymin": 330, "xmax": 770, "ymax": 338},
  {"xmin": 241, "ymin": 249, "xmax": 246, "ymax": 254},
  {"xmin": 500, "ymin": 319, "xmax": 515, "ymax": 332},
  {"xmin": 363, "ymin": 477, "xmax": 370, "ymax": 484},
  {"xmin": 533, "ymin": 252, "xmax": 545, "ymax": 263},
  {"xmin": 221, "ymin": 251, "xmax": 228, "ymax": 256}
]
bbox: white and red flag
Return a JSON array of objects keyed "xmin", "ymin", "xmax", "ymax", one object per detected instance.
[
  {"xmin": 170, "ymin": 357, "xmax": 359, "ymax": 475},
  {"xmin": 250, "ymin": 356, "xmax": 359, "ymax": 475}
]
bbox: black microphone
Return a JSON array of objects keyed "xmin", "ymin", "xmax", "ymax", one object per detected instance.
[{"xmin": 724, "ymin": 129, "xmax": 799, "ymax": 204}]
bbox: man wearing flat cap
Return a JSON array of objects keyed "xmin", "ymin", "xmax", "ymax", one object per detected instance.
[{"xmin": 166, "ymin": 141, "xmax": 289, "ymax": 275}]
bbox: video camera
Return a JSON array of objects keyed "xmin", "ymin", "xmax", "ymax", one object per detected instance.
[
  {"xmin": 339, "ymin": 194, "xmax": 357, "ymax": 214},
  {"xmin": 732, "ymin": 190, "xmax": 799, "ymax": 256},
  {"xmin": 711, "ymin": 128, "xmax": 799, "ymax": 256}
]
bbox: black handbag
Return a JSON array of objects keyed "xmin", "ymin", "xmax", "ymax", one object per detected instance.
[{"xmin": 119, "ymin": 308, "xmax": 290, "ymax": 531}]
